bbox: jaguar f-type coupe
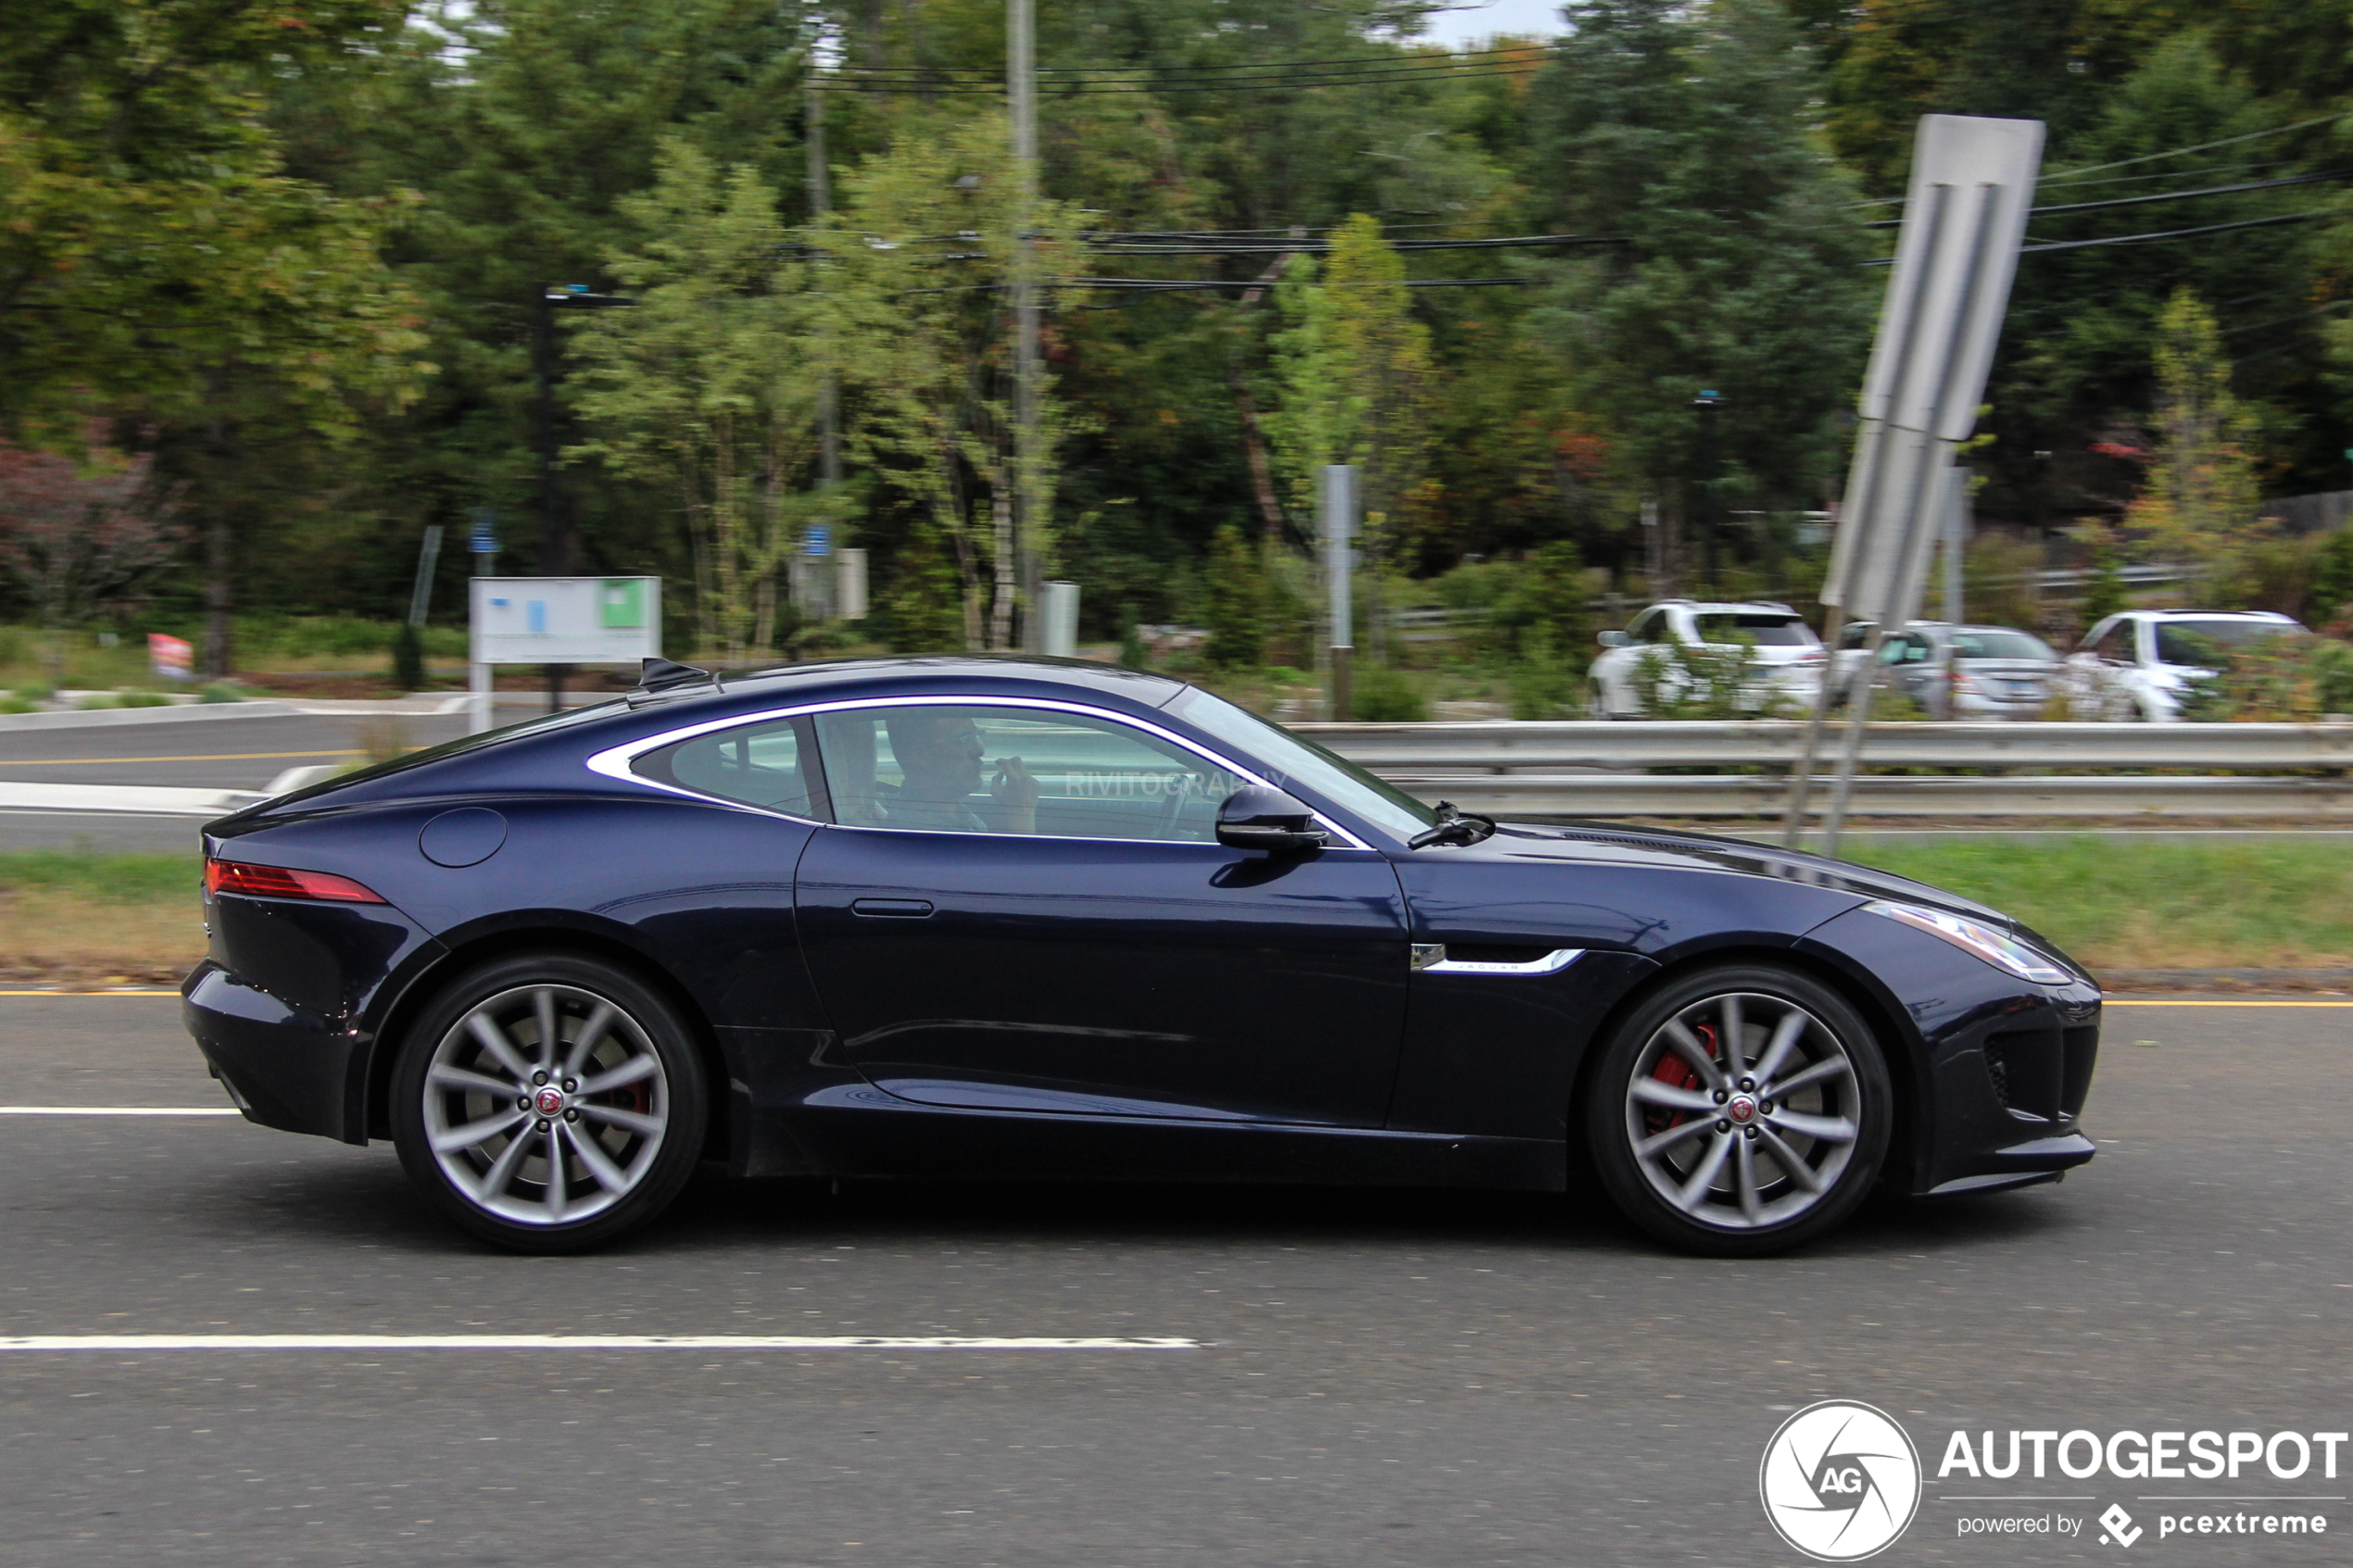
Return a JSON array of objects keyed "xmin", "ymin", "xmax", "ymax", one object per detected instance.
[{"xmin": 183, "ymin": 657, "xmax": 2099, "ymax": 1255}]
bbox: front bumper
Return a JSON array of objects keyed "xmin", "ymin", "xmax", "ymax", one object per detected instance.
[{"xmin": 183, "ymin": 960, "xmax": 370, "ymax": 1144}]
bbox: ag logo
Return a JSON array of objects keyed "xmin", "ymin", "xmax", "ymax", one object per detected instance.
[{"xmin": 1759, "ymin": 1400, "xmax": 1923, "ymax": 1562}]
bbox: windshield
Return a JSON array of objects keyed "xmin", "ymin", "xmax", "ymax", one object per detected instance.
[
  {"xmin": 1164, "ymin": 686, "xmax": 1439, "ymax": 842},
  {"xmin": 2155, "ymin": 620, "xmax": 2296, "ymax": 667},
  {"xmin": 1950, "ymin": 630, "xmax": 2055, "ymax": 661},
  {"xmin": 1694, "ymin": 614, "xmax": 1817, "ymax": 647}
]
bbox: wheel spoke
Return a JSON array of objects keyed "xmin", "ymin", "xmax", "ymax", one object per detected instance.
[
  {"xmin": 560, "ymin": 1121, "xmax": 631, "ymax": 1194},
  {"xmin": 560, "ymin": 1002, "xmax": 617, "ymax": 1078},
  {"xmin": 466, "ymin": 1012, "xmax": 535, "ymax": 1083},
  {"xmin": 472, "ymin": 1123, "xmax": 536, "ymax": 1203},
  {"xmin": 431, "ymin": 1109, "xmax": 527, "ymax": 1156},
  {"xmin": 1673, "ymin": 1130, "xmax": 1734, "ymax": 1210},
  {"xmin": 1766, "ymin": 1108, "xmax": 1856, "ymax": 1144},
  {"xmin": 576, "ymin": 1054, "xmax": 660, "ymax": 1098},
  {"xmin": 1635, "ymin": 1116, "xmax": 1716, "ymax": 1159},
  {"xmin": 1757, "ymin": 1125, "xmax": 1825, "ymax": 1193},
  {"xmin": 1732, "ymin": 1135, "xmax": 1762, "ymax": 1223},
  {"xmin": 1659, "ymin": 1021, "xmax": 1728, "ymax": 1091},
  {"xmin": 429, "ymin": 1063, "xmax": 516, "ymax": 1098},
  {"xmin": 1629, "ymin": 1076, "xmax": 1717, "ymax": 1114},
  {"xmin": 542, "ymin": 1123, "xmax": 567, "ymax": 1222},
  {"xmin": 1719, "ymin": 995, "xmax": 1747, "ymax": 1077},
  {"xmin": 577, "ymin": 1102, "xmax": 663, "ymax": 1139},
  {"xmin": 534, "ymin": 988, "xmax": 560, "ymax": 1071},
  {"xmin": 1767, "ymin": 1055, "xmax": 1852, "ymax": 1099},
  {"xmin": 1750, "ymin": 1010, "xmax": 1809, "ymax": 1087}
]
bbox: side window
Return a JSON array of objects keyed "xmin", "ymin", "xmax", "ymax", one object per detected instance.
[
  {"xmin": 812, "ymin": 704, "xmax": 1248, "ymax": 843},
  {"xmin": 633, "ymin": 716, "xmax": 819, "ymax": 816},
  {"xmin": 1841, "ymin": 622, "xmax": 1874, "ymax": 652},
  {"xmin": 2098, "ymin": 621, "xmax": 2137, "ymax": 662},
  {"xmin": 1626, "ymin": 612, "xmax": 1660, "ymax": 645}
]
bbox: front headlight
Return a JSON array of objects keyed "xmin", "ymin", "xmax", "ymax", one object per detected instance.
[{"xmin": 1863, "ymin": 899, "xmax": 2071, "ymax": 985}]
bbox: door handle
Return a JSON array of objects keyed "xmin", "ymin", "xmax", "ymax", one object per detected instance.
[{"xmin": 851, "ymin": 898, "xmax": 934, "ymax": 918}]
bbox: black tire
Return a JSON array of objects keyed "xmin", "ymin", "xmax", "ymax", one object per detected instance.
[
  {"xmin": 391, "ymin": 952, "xmax": 709, "ymax": 1253},
  {"xmin": 1584, "ymin": 963, "xmax": 1892, "ymax": 1258}
]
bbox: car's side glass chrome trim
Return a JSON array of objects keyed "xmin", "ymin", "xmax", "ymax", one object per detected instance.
[
  {"xmin": 583, "ymin": 694, "xmax": 1377, "ymax": 851},
  {"xmin": 1410, "ymin": 945, "xmax": 1582, "ymax": 976}
]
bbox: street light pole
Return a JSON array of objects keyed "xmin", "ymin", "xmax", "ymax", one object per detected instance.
[{"xmin": 1009, "ymin": 0, "xmax": 1042, "ymax": 653}]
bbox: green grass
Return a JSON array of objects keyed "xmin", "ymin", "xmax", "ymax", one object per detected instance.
[
  {"xmin": 1846, "ymin": 836, "xmax": 2353, "ymax": 970},
  {"xmin": 0, "ymin": 851, "xmax": 200, "ymax": 903}
]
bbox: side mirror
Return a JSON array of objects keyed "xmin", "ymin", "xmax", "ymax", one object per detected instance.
[
  {"xmin": 1215, "ymin": 785, "xmax": 1328, "ymax": 854},
  {"xmin": 1597, "ymin": 630, "xmax": 1631, "ymax": 648}
]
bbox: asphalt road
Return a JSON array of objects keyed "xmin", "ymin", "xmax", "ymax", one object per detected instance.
[
  {"xmin": 0, "ymin": 700, "xmax": 577, "ymax": 852},
  {"xmin": 2, "ymin": 997, "xmax": 2347, "ymax": 1566}
]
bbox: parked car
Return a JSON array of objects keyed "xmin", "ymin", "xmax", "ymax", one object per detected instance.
[
  {"xmin": 1828, "ymin": 621, "xmax": 2062, "ymax": 720},
  {"xmin": 184, "ymin": 656, "xmax": 2099, "ymax": 1259},
  {"xmin": 1590, "ymin": 600, "xmax": 1827, "ymax": 719},
  {"xmin": 2066, "ymin": 608, "xmax": 2306, "ymax": 721}
]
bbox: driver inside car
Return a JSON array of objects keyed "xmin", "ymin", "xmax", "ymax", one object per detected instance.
[{"xmin": 881, "ymin": 710, "xmax": 1039, "ymax": 834}]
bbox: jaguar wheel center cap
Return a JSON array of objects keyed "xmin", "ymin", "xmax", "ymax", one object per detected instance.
[
  {"xmin": 534, "ymin": 1085, "xmax": 567, "ymax": 1118},
  {"xmin": 1726, "ymin": 1095, "xmax": 1757, "ymax": 1125}
]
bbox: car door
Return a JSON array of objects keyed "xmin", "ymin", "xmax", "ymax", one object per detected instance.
[{"xmin": 793, "ymin": 700, "xmax": 1413, "ymax": 1126}]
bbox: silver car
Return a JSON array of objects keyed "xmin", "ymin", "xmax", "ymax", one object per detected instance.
[{"xmin": 1835, "ymin": 621, "xmax": 2061, "ymax": 721}]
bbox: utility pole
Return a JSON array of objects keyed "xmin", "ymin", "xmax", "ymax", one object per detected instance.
[
  {"xmin": 1009, "ymin": 0, "xmax": 1043, "ymax": 652},
  {"xmin": 1691, "ymin": 389, "xmax": 1725, "ymax": 596},
  {"xmin": 806, "ymin": 64, "xmax": 839, "ymax": 495}
]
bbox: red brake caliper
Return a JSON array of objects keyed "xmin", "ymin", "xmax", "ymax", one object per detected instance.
[{"xmin": 1641, "ymin": 1022, "xmax": 1715, "ymax": 1137}]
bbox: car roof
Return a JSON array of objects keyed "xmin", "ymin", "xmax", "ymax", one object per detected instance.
[
  {"xmin": 2122, "ymin": 608, "xmax": 2297, "ymax": 621},
  {"xmin": 666, "ymin": 654, "xmax": 1189, "ymax": 710}
]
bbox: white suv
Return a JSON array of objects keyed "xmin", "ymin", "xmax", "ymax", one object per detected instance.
[
  {"xmin": 2067, "ymin": 608, "xmax": 2305, "ymax": 721},
  {"xmin": 1590, "ymin": 600, "xmax": 1826, "ymax": 719}
]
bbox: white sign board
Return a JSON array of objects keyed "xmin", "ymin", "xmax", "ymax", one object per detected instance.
[
  {"xmin": 469, "ymin": 577, "xmax": 661, "ymax": 666},
  {"xmin": 1823, "ymin": 115, "xmax": 2043, "ymax": 621}
]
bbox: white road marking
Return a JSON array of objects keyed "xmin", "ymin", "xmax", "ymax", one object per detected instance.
[
  {"xmin": 0, "ymin": 1107, "xmax": 240, "ymax": 1116},
  {"xmin": 0, "ymin": 1334, "xmax": 1198, "ymax": 1352}
]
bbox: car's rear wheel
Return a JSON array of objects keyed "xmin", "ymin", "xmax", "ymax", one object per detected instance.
[
  {"xmin": 1585, "ymin": 964, "xmax": 1891, "ymax": 1257},
  {"xmin": 391, "ymin": 953, "xmax": 707, "ymax": 1253}
]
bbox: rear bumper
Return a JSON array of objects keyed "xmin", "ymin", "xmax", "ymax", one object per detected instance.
[{"xmin": 182, "ymin": 960, "xmax": 369, "ymax": 1144}]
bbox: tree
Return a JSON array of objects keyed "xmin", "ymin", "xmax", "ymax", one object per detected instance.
[
  {"xmin": 1529, "ymin": 0, "xmax": 1873, "ymax": 589},
  {"xmin": 0, "ymin": 434, "xmax": 180, "ymax": 671},
  {"xmin": 2122, "ymin": 288, "xmax": 2263, "ymax": 602},
  {"xmin": 571, "ymin": 141, "xmax": 825, "ymax": 661},
  {"xmin": 1202, "ymin": 523, "xmax": 1266, "ymax": 668},
  {"xmin": 823, "ymin": 116, "xmax": 1086, "ymax": 651}
]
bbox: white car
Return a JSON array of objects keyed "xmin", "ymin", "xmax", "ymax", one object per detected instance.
[
  {"xmin": 2067, "ymin": 608, "xmax": 2305, "ymax": 721},
  {"xmin": 1829, "ymin": 621, "xmax": 2063, "ymax": 720},
  {"xmin": 1590, "ymin": 600, "xmax": 1827, "ymax": 719}
]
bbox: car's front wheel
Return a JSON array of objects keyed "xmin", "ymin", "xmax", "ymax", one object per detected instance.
[
  {"xmin": 391, "ymin": 953, "xmax": 708, "ymax": 1253},
  {"xmin": 1585, "ymin": 964, "xmax": 1892, "ymax": 1257}
]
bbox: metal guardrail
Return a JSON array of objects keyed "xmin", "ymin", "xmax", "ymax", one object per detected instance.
[{"xmin": 1298, "ymin": 721, "xmax": 2353, "ymax": 817}]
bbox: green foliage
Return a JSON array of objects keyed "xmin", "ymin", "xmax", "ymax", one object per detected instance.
[
  {"xmin": 877, "ymin": 521, "xmax": 963, "ymax": 655},
  {"xmin": 1628, "ymin": 636, "xmax": 1795, "ymax": 719},
  {"xmin": 391, "ymin": 621, "xmax": 425, "ymax": 691},
  {"xmin": 0, "ymin": 851, "xmax": 200, "ymax": 904},
  {"xmin": 1202, "ymin": 525, "xmax": 1267, "ymax": 669},
  {"xmin": 2312, "ymin": 529, "xmax": 2353, "ymax": 626},
  {"xmin": 0, "ymin": 695, "xmax": 35, "ymax": 714},
  {"xmin": 198, "ymin": 683, "xmax": 245, "ymax": 705},
  {"xmin": 1116, "ymin": 601, "xmax": 1151, "ymax": 671},
  {"xmin": 2177, "ymin": 632, "xmax": 2353, "ymax": 721},
  {"xmin": 1351, "ymin": 665, "xmax": 1428, "ymax": 722},
  {"xmin": 2076, "ymin": 525, "xmax": 2127, "ymax": 624}
]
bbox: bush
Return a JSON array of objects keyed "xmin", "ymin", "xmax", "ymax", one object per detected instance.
[
  {"xmin": 76, "ymin": 695, "xmax": 119, "ymax": 710},
  {"xmin": 198, "ymin": 682, "xmax": 245, "ymax": 704},
  {"xmin": 0, "ymin": 696, "xmax": 35, "ymax": 714},
  {"xmin": 1351, "ymin": 665, "xmax": 1428, "ymax": 721},
  {"xmin": 1117, "ymin": 600, "xmax": 1150, "ymax": 670},
  {"xmin": 117, "ymin": 691, "xmax": 170, "ymax": 708}
]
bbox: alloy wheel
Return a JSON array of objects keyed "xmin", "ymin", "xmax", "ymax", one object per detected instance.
[
  {"xmin": 1620, "ymin": 989, "xmax": 1861, "ymax": 1232},
  {"xmin": 420, "ymin": 983, "xmax": 670, "ymax": 1227}
]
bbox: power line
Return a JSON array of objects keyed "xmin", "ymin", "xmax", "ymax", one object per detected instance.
[
  {"xmin": 1862, "ymin": 166, "xmax": 2353, "ymax": 228},
  {"xmin": 1080, "ymin": 233, "xmax": 1620, "ymax": 255},
  {"xmin": 825, "ymin": 44, "xmax": 1534, "ymax": 82},
  {"xmin": 2015, "ymin": 207, "xmax": 2343, "ymax": 255},
  {"xmin": 2038, "ymin": 109, "xmax": 2353, "ymax": 186},
  {"xmin": 817, "ymin": 67, "xmax": 1532, "ymax": 95}
]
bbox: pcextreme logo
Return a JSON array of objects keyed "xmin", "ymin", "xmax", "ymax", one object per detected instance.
[{"xmin": 1759, "ymin": 1400, "xmax": 1924, "ymax": 1562}]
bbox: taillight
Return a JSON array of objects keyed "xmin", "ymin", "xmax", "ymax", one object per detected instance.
[{"xmin": 204, "ymin": 859, "xmax": 386, "ymax": 904}]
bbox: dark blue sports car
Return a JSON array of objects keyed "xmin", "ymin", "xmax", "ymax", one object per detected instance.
[{"xmin": 183, "ymin": 657, "xmax": 2099, "ymax": 1255}]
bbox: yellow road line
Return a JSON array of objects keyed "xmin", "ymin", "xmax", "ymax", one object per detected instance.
[
  {"xmin": 2104, "ymin": 999, "xmax": 2353, "ymax": 1007},
  {"xmin": 0, "ymin": 749, "xmax": 358, "ymax": 766},
  {"xmin": 0, "ymin": 990, "xmax": 181, "ymax": 997}
]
